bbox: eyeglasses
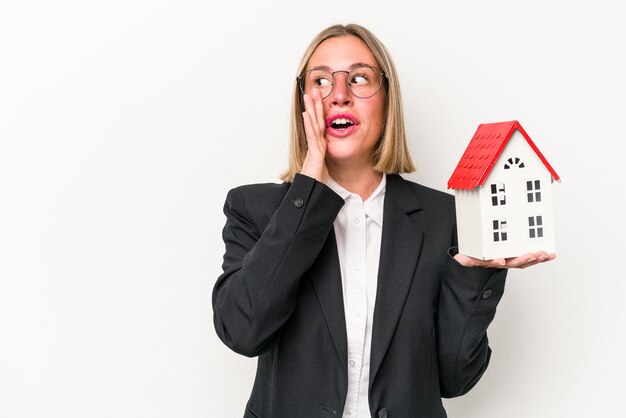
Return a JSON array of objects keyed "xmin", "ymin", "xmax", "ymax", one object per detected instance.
[{"xmin": 297, "ymin": 65, "xmax": 386, "ymax": 99}]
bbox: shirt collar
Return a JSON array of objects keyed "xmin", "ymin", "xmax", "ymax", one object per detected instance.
[
  {"xmin": 327, "ymin": 173, "xmax": 386, "ymax": 227},
  {"xmin": 327, "ymin": 176, "xmax": 352, "ymax": 201}
]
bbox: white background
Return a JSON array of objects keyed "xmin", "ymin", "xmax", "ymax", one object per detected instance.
[{"xmin": 1, "ymin": 1, "xmax": 625, "ymax": 417}]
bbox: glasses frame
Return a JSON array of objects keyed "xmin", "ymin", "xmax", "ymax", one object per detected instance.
[{"xmin": 297, "ymin": 65, "xmax": 386, "ymax": 99}]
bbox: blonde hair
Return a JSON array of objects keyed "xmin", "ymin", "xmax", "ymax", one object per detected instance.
[{"xmin": 280, "ymin": 23, "xmax": 415, "ymax": 182}]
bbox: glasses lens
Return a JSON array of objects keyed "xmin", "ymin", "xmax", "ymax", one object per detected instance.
[
  {"xmin": 348, "ymin": 66, "xmax": 382, "ymax": 98},
  {"xmin": 302, "ymin": 70, "xmax": 333, "ymax": 97}
]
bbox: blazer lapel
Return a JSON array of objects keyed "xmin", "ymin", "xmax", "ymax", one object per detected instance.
[
  {"xmin": 310, "ymin": 228, "xmax": 348, "ymax": 372},
  {"xmin": 369, "ymin": 174, "xmax": 424, "ymax": 385}
]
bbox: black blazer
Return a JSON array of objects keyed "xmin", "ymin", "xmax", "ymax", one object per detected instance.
[{"xmin": 213, "ymin": 173, "xmax": 507, "ymax": 418}]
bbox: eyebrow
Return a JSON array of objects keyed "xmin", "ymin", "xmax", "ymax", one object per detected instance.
[{"xmin": 308, "ymin": 62, "xmax": 373, "ymax": 72}]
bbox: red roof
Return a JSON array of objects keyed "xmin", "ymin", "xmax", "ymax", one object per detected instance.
[{"xmin": 447, "ymin": 120, "xmax": 560, "ymax": 190}]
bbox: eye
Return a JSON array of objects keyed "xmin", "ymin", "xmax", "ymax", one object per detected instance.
[
  {"xmin": 350, "ymin": 73, "xmax": 370, "ymax": 85},
  {"xmin": 313, "ymin": 76, "xmax": 331, "ymax": 88}
]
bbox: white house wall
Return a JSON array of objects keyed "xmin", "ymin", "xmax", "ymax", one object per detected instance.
[
  {"xmin": 479, "ymin": 131, "xmax": 556, "ymax": 259},
  {"xmin": 454, "ymin": 189, "xmax": 483, "ymax": 258}
]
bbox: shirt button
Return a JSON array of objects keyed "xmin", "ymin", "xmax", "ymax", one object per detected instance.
[
  {"xmin": 482, "ymin": 289, "xmax": 493, "ymax": 299},
  {"xmin": 294, "ymin": 198, "xmax": 304, "ymax": 208},
  {"xmin": 353, "ymin": 216, "xmax": 359, "ymax": 224},
  {"xmin": 344, "ymin": 410, "xmax": 351, "ymax": 417},
  {"xmin": 349, "ymin": 360, "xmax": 355, "ymax": 367}
]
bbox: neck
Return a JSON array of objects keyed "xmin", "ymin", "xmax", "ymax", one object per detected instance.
[{"xmin": 327, "ymin": 162, "xmax": 383, "ymax": 201}]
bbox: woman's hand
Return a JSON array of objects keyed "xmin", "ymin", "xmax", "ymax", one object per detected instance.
[
  {"xmin": 300, "ymin": 89, "xmax": 329, "ymax": 183},
  {"xmin": 454, "ymin": 251, "xmax": 556, "ymax": 269}
]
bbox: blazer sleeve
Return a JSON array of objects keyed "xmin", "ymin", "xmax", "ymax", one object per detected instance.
[
  {"xmin": 212, "ymin": 174, "xmax": 345, "ymax": 357},
  {"xmin": 437, "ymin": 245, "xmax": 507, "ymax": 398}
]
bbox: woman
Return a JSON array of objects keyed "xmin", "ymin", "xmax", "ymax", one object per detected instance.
[{"xmin": 213, "ymin": 24, "xmax": 554, "ymax": 418}]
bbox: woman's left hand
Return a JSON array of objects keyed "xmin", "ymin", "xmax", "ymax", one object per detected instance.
[{"xmin": 454, "ymin": 251, "xmax": 556, "ymax": 269}]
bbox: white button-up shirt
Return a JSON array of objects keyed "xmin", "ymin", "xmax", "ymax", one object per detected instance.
[{"xmin": 327, "ymin": 174, "xmax": 386, "ymax": 418}]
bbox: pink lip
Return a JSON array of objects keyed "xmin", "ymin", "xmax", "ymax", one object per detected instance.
[{"xmin": 325, "ymin": 113, "xmax": 360, "ymax": 138}]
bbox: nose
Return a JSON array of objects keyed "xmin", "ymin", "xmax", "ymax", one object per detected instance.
[{"xmin": 329, "ymin": 71, "xmax": 352, "ymax": 106}]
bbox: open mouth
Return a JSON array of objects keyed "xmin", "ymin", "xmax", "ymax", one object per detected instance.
[
  {"xmin": 326, "ymin": 114, "xmax": 359, "ymax": 132},
  {"xmin": 330, "ymin": 117, "xmax": 355, "ymax": 130}
]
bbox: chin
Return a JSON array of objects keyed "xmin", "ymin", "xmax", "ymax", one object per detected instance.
[
  {"xmin": 326, "ymin": 144, "xmax": 372, "ymax": 165},
  {"xmin": 326, "ymin": 144, "xmax": 358, "ymax": 160}
]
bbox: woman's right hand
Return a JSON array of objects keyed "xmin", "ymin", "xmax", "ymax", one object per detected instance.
[{"xmin": 300, "ymin": 89, "xmax": 329, "ymax": 184}]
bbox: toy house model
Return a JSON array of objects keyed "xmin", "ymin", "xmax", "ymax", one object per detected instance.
[{"xmin": 448, "ymin": 121, "xmax": 560, "ymax": 260}]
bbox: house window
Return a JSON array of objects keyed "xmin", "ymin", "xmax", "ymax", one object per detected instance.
[
  {"xmin": 528, "ymin": 216, "xmax": 544, "ymax": 238},
  {"xmin": 527, "ymin": 180, "xmax": 542, "ymax": 202},
  {"xmin": 504, "ymin": 157, "xmax": 525, "ymax": 169},
  {"xmin": 492, "ymin": 219, "xmax": 508, "ymax": 242},
  {"xmin": 490, "ymin": 183, "xmax": 506, "ymax": 206}
]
